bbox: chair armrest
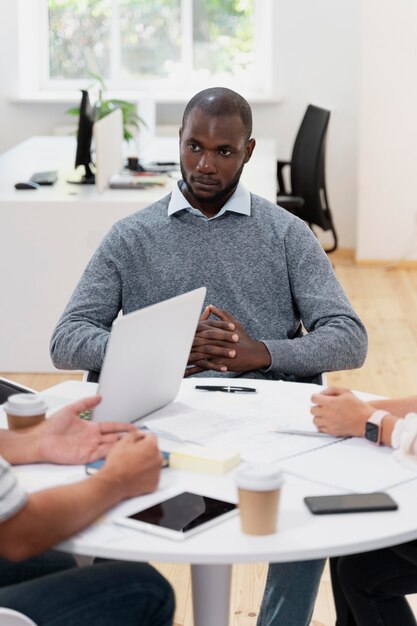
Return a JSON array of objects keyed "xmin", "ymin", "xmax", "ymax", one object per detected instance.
[{"xmin": 277, "ymin": 160, "xmax": 291, "ymax": 194}]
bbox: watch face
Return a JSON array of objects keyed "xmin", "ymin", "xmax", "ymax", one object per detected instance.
[{"xmin": 365, "ymin": 422, "xmax": 379, "ymax": 443}]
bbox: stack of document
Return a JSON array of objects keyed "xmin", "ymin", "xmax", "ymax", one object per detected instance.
[{"xmin": 109, "ymin": 172, "xmax": 166, "ymax": 189}]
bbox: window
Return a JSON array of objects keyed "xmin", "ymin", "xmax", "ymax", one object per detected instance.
[{"xmin": 17, "ymin": 0, "xmax": 275, "ymax": 101}]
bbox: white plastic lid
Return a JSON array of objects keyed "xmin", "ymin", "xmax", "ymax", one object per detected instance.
[
  {"xmin": 3, "ymin": 393, "xmax": 48, "ymax": 417},
  {"xmin": 235, "ymin": 463, "xmax": 285, "ymax": 491}
]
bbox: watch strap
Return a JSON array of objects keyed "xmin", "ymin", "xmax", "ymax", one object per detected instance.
[
  {"xmin": 368, "ymin": 410, "xmax": 390, "ymax": 427},
  {"xmin": 366, "ymin": 410, "xmax": 390, "ymax": 444}
]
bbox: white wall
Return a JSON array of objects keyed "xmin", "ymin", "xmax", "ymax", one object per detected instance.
[
  {"xmin": 357, "ymin": 0, "xmax": 417, "ymax": 261},
  {"xmin": 0, "ymin": 4, "xmax": 70, "ymax": 150},
  {"xmin": 0, "ymin": 0, "xmax": 361, "ymax": 249},
  {"xmin": 271, "ymin": 0, "xmax": 361, "ymax": 249}
]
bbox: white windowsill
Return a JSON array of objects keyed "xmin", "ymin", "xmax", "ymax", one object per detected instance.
[{"xmin": 11, "ymin": 89, "xmax": 283, "ymax": 105}]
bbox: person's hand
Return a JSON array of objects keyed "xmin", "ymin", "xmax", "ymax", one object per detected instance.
[
  {"xmin": 310, "ymin": 387, "xmax": 374, "ymax": 437},
  {"xmin": 37, "ymin": 396, "xmax": 136, "ymax": 465},
  {"xmin": 185, "ymin": 305, "xmax": 271, "ymax": 376},
  {"xmin": 98, "ymin": 431, "xmax": 162, "ymax": 499},
  {"xmin": 185, "ymin": 305, "xmax": 239, "ymax": 376}
]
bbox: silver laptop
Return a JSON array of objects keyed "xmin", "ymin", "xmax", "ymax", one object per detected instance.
[{"xmin": 92, "ymin": 287, "xmax": 206, "ymax": 423}]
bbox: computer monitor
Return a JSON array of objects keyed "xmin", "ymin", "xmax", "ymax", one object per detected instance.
[{"xmin": 69, "ymin": 88, "xmax": 98, "ymax": 184}]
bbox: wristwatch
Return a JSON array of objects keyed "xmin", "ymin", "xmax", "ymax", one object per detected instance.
[{"xmin": 365, "ymin": 410, "xmax": 390, "ymax": 444}]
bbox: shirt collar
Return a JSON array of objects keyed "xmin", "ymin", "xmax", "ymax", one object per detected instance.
[{"xmin": 168, "ymin": 180, "xmax": 251, "ymax": 220}]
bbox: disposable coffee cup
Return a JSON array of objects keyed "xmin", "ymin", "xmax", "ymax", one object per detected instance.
[
  {"xmin": 236, "ymin": 464, "xmax": 284, "ymax": 536},
  {"xmin": 3, "ymin": 394, "xmax": 48, "ymax": 430}
]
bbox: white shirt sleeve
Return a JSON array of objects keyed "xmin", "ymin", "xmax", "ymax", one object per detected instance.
[
  {"xmin": 0, "ymin": 456, "xmax": 28, "ymax": 523},
  {"xmin": 391, "ymin": 413, "xmax": 417, "ymax": 471}
]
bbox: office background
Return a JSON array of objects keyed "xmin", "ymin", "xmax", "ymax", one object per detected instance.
[
  {"xmin": 2, "ymin": 1, "xmax": 417, "ymax": 262},
  {"xmin": 2, "ymin": 3, "xmax": 417, "ymax": 623}
]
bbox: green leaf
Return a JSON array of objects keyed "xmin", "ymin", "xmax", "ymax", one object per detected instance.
[
  {"xmin": 65, "ymin": 71, "xmax": 146, "ymax": 137},
  {"xmin": 66, "ymin": 107, "xmax": 80, "ymax": 116}
]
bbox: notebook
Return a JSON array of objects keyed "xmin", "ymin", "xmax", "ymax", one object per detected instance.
[{"xmin": 91, "ymin": 287, "xmax": 206, "ymax": 423}]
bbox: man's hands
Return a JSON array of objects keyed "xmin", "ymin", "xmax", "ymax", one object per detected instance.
[
  {"xmin": 310, "ymin": 387, "xmax": 374, "ymax": 437},
  {"xmin": 186, "ymin": 304, "xmax": 271, "ymax": 376},
  {"xmin": 37, "ymin": 396, "xmax": 136, "ymax": 465},
  {"xmin": 98, "ymin": 431, "xmax": 162, "ymax": 500}
]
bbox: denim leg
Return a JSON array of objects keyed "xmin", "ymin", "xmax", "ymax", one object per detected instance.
[
  {"xmin": 0, "ymin": 558, "xmax": 174, "ymax": 626},
  {"xmin": 0, "ymin": 550, "xmax": 77, "ymax": 587},
  {"xmin": 257, "ymin": 559, "xmax": 325, "ymax": 626}
]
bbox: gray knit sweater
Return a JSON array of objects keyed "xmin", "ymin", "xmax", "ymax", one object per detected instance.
[{"xmin": 50, "ymin": 192, "xmax": 367, "ymax": 379}]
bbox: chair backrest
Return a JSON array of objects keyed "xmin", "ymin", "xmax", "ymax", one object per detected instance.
[
  {"xmin": 290, "ymin": 104, "xmax": 332, "ymax": 230},
  {"xmin": 0, "ymin": 608, "xmax": 37, "ymax": 626},
  {"xmin": 85, "ymin": 371, "xmax": 100, "ymax": 384},
  {"xmin": 0, "ymin": 378, "xmax": 35, "ymax": 405}
]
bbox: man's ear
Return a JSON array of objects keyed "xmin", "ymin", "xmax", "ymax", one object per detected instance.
[
  {"xmin": 179, "ymin": 126, "xmax": 183, "ymax": 141},
  {"xmin": 244, "ymin": 138, "xmax": 256, "ymax": 163}
]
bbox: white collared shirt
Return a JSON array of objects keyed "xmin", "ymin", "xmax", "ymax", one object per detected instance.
[{"xmin": 167, "ymin": 180, "xmax": 251, "ymax": 220}]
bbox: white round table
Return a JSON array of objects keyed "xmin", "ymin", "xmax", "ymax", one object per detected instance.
[{"xmin": 24, "ymin": 379, "xmax": 417, "ymax": 626}]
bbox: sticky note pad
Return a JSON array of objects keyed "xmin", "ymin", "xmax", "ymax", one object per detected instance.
[{"xmin": 169, "ymin": 444, "xmax": 240, "ymax": 475}]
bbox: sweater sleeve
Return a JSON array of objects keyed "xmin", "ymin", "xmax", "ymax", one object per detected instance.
[
  {"xmin": 262, "ymin": 219, "xmax": 368, "ymax": 377},
  {"xmin": 50, "ymin": 226, "xmax": 123, "ymax": 372}
]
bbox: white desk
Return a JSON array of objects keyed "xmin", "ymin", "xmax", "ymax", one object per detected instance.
[
  {"xmin": 9, "ymin": 379, "xmax": 417, "ymax": 626},
  {"xmin": 0, "ymin": 136, "xmax": 277, "ymax": 371}
]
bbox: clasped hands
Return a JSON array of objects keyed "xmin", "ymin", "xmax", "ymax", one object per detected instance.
[
  {"xmin": 310, "ymin": 387, "xmax": 375, "ymax": 437},
  {"xmin": 185, "ymin": 304, "xmax": 271, "ymax": 377}
]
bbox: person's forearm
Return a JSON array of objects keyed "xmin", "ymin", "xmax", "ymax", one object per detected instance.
[
  {"xmin": 252, "ymin": 341, "xmax": 272, "ymax": 370},
  {"xmin": 50, "ymin": 320, "xmax": 109, "ymax": 371},
  {"xmin": 0, "ymin": 429, "xmax": 42, "ymax": 464},
  {"xmin": 369, "ymin": 396, "xmax": 417, "ymax": 417},
  {"xmin": 263, "ymin": 320, "xmax": 367, "ymax": 377},
  {"xmin": 0, "ymin": 473, "xmax": 123, "ymax": 561},
  {"xmin": 381, "ymin": 415, "xmax": 400, "ymax": 447}
]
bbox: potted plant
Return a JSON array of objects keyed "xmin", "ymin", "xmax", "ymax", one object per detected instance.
[{"xmin": 66, "ymin": 73, "xmax": 146, "ymax": 143}]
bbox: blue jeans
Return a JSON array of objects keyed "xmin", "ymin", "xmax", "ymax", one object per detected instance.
[
  {"xmin": 0, "ymin": 550, "xmax": 174, "ymax": 625},
  {"xmin": 257, "ymin": 559, "xmax": 325, "ymax": 626}
]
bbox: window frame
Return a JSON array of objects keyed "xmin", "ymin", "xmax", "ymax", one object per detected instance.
[{"xmin": 16, "ymin": 0, "xmax": 278, "ymax": 103}]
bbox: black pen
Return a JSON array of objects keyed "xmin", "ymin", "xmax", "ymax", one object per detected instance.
[{"xmin": 194, "ymin": 385, "xmax": 257, "ymax": 393}]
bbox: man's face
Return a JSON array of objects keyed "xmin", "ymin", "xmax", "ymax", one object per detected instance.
[{"xmin": 179, "ymin": 107, "xmax": 255, "ymax": 215}]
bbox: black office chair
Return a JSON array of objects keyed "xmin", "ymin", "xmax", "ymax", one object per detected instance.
[
  {"xmin": 0, "ymin": 377, "xmax": 35, "ymax": 404},
  {"xmin": 276, "ymin": 104, "xmax": 338, "ymax": 253},
  {"xmin": 85, "ymin": 371, "xmax": 100, "ymax": 383}
]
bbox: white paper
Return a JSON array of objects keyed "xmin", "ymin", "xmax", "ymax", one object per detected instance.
[
  {"xmin": 280, "ymin": 437, "xmax": 417, "ymax": 492},
  {"xmin": 143, "ymin": 389, "xmax": 339, "ymax": 463},
  {"xmin": 13, "ymin": 463, "xmax": 85, "ymax": 492}
]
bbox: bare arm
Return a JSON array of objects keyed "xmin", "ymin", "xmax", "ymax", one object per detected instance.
[
  {"xmin": 311, "ymin": 386, "xmax": 401, "ymax": 445},
  {"xmin": 0, "ymin": 396, "xmax": 135, "ymax": 466},
  {"xmin": 368, "ymin": 396, "xmax": 417, "ymax": 416},
  {"xmin": 0, "ymin": 431, "xmax": 162, "ymax": 561}
]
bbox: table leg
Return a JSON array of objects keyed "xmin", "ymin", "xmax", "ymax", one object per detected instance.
[{"xmin": 191, "ymin": 563, "xmax": 232, "ymax": 626}]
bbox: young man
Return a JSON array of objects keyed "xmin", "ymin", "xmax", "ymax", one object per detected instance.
[
  {"xmin": 50, "ymin": 87, "xmax": 368, "ymax": 626},
  {"xmin": 50, "ymin": 87, "xmax": 367, "ymax": 385},
  {"xmin": 0, "ymin": 395, "xmax": 174, "ymax": 625}
]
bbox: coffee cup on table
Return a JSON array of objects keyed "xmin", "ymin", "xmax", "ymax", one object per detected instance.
[
  {"xmin": 3, "ymin": 394, "xmax": 48, "ymax": 431},
  {"xmin": 236, "ymin": 464, "xmax": 284, "ymax": 536}
]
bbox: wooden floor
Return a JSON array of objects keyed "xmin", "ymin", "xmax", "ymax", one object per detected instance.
[{"xmin": 3, "ymin": 251, "xmax": 417, "ymax": 625}]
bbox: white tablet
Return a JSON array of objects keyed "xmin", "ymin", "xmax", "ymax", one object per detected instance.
[{"xmin": 114, "ymin": 491, "xmax": 238, "ymax": 541}]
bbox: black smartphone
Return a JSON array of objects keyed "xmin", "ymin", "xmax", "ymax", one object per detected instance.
[{"xmin": 304, "ymin": 492, "xmax": 398, "ymax": 515}]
